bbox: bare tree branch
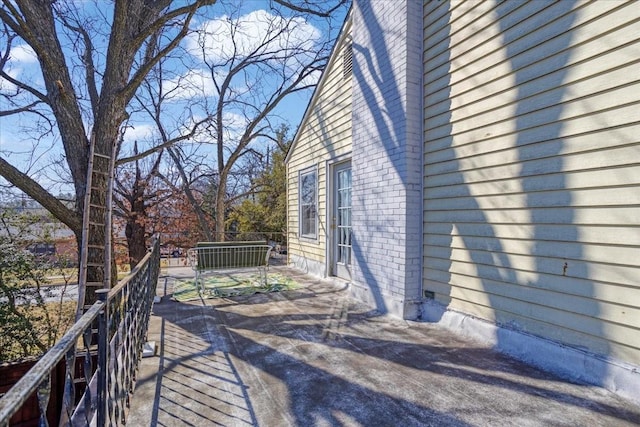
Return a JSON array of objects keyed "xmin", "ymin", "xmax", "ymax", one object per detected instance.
[
  {"xmin": 0, "ymin": 100, "xmax": 43, "ymax": 116},
  {"xmin": 271, "ymin": 0, "xmax": 348, "ymax": 18},
  {"xmin": 115, "ymin": 115, "xmax": 211, "ymax": 165},
  {"xmin": 57, "ymin": 13, "xmax": 100, "ymax": 113},
  {"xmin": 123, "ymin": 0, "xmax": 216, "ymax": 103},
  {"xmin": 165, "ymin": 147, "xmax": 214, "ymax": 240},
  {"xmin": 0, "ymin": 156, "xmax": 81, "ymax": 231}
]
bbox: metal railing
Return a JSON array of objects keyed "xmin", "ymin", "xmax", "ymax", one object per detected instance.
[
  {"xmin": 203, "ymin": 231, "xmax": 287, "ymax": 256},
  {"xmin": 0, "ymin": 238, "xmax": 160, "ymax": 426},
  {"xmin": 221, "ymin": 231, "xmax": 286, "ymax": 244}
]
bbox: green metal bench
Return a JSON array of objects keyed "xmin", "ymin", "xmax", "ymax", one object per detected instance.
[{"xmin": 186, "ymin": 241, "xmax": 272, "ymax": 294}]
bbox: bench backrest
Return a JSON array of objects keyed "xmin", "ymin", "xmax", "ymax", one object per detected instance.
[{"xmin": 193, "ymin": 241, "xmax": 270, "ymax": 270}]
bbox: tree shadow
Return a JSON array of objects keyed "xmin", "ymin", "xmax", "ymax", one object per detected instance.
[
  {"xmin": 222, "ymin": 328, "xmax": 472, "ymax": 427},
  {"xmin": 128, "ymin": 301, "xmax": 258, "ymax": 427},
  {"xmin": 130, "ymin": 284, "xmax": 476, "ymax": 426},
  {"xmin": 349, "ymin": 2, "xmax": 423, "ymax": 315},
  {"xmin": 421, "ymin": 0, "xmax": 611, "ymax": 387},
  {"xmin": 210, "ymin": 283, "xmax": 640, "ymax": 425},
  {"xmin": 129, "ymin": 273, "xmax": 639, "ymax": 426}
]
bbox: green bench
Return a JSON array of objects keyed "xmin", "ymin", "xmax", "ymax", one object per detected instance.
[{"xmin": 186, "ymin": 241, "xmax": 272, "ymax": 294}]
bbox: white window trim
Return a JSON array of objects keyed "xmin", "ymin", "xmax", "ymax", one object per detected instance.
[{"xmin": 299, "ymin": 165, "xmax": 318, "ymax": 240}]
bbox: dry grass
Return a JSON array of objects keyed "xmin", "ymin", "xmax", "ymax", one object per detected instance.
[
  {"xmin": 2, "ymin": 264, "xmax": 136, "ymax": 361},
  {"xmin": 47, "ymin": 266, "xmax": 131, "ymax": 285},
  {"xmin": 0, "ymin": 301, "xmax": 77, "ymax": 362}
]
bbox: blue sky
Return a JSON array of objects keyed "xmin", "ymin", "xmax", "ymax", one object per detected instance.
[{"xmin": 0, "ymin": 0, "xmax": 347, "ymax": 196}]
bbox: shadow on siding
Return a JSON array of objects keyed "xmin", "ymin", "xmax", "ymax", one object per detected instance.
[{"xmin": 426, "ymin": 0, "xmax": 609, "ymax": 388}]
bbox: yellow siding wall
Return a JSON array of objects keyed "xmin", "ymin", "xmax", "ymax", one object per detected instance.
[
  {"xmin": 423, "ymin": 1, "xmax": 640, "ymax": 363},
  {"xmin": 287, "ymin": 18, "xmax": 353, "ymax": 270}
]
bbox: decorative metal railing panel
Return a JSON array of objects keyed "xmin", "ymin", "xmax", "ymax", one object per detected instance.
[
  {"xmin": 103, "ymin": 238, "xmax": 159, "ymax": 426},
  {"xmin": 0, "ymin": 238, "xmax": 160, "ymax": 426}
]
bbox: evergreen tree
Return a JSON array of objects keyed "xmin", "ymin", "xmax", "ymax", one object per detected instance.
[{"xmin": 228, "ymin": 128, "xmax": 290, "ymax": 243}]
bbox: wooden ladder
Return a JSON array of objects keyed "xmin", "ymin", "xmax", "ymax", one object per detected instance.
[
  {"xmin": 75, "ymin": 135, "xmax": 115, "ymax": 319},
  {"xmin": 61, "ymin": 136, "xmax": 116, "ymax": 422}
]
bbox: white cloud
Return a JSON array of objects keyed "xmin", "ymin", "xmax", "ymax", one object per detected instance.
[
  {"xmin": 162, "ymin": 69, "xmax": 222, "ymax": 100},
  {"xmin": 10, "ymin": 44, "xmax": 38, "ymax": 63},
  {"xmin": 0, "ymin": 68, "xmax": 19, "ymax": 91},
  {"xmin": 298, "ymin": 68, "xmax": 322, "ymax": 87},
  {"xmin": 0, "ymin": 43, "xmax": 43, "ymax": 92},
  {"xmin": 222, "ymin": 111, "xmax": 248, "ymax": 137},
  {"xmin": 122, "ymin": 123, "xmax": 155, "ymax": 143},
  {"xmin": 187, "ymin": 10, "xmax": 322, "ymax": 64}
]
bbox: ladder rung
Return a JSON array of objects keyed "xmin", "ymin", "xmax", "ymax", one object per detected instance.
[
  {"xmin": 93, "ymin": 153, "xmax": 110, "ymax": 159},
  {"xmin": 89, "ymin": 204, "xmax": 105, "ymax": 209},
  {"xmin": 86, "ymin": 244, "xmax": 105, "ymax": 249},
  {"xmin": 85, "ymin": 281, "xmax": 104, "ymax": 287},
  {"xmin": 92, "ymin": 170, "xmax": 109, "ymax": 176},
  {"xmin": 86, "ymin": 262, "xmax": 104, "ymax": 267},
  {"xmin": 88, "ymin": 221, "xmax": 105, "ymax": 226}
]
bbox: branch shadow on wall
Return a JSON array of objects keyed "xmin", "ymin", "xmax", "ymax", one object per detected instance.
[
  {"xmin": 349, "ymin": 3, "xmax": 422, "ymax": 315},
  {"xmin": 425, "ymin": 0, "xmax": 609, "ymax": 389},
  {"xmin": 128, "ymin": 269, "xmax": 640, "ymax": 426}
]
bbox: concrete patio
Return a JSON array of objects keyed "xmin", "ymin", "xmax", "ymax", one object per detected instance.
[{"xmin": 127, "ymin": 265, "xmax": 640, "ymax": 426}]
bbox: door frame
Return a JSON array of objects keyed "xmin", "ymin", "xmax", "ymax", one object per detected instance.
[{"xmin": 328, "ymin": 159, "xmax": 352, "ymax": 280}]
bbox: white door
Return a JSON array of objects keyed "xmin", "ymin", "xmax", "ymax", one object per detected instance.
[{"xmin": 333, "ymin": 162, "xmax": 352, "ymax": 279}]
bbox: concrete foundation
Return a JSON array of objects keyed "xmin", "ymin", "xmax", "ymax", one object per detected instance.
[
  {"xmin": 421, "ymin": 300, "xmax": 640, "ymax": 406},
  {"xmin": 289, "ymin": 253, "xmax": 325, "ymax": 278}
]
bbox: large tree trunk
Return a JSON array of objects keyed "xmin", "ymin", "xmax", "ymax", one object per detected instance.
[
  {"xmin": 124, "ymin": 167, "xmax": 149, "ymax": 269},
  {"xmin": 125, "ymin": 217, "xmax": 147, "ymax": 269}
]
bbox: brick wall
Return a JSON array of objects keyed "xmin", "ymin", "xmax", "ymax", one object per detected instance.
[{"xmin": 351, "ymin": 0, "xmax": 423, "ymax": 318}]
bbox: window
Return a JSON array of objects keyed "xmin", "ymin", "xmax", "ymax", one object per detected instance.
[{"xmin": 299, "ymin": 167, "xmax": 317, "ymax": 239}]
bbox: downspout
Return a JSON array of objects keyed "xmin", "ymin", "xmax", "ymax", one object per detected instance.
[
  {"xmin": 285, "ymin": 162, "xmax": 290, "ymax": 266},
  {"xmin": 419, "ymin": 0, "xmax": 425, "ymax": 312},
  {"xmin": 406, "ymin": 0, "xmax": 427, "ymax": 318}
]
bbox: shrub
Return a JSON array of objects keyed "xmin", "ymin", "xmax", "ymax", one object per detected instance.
[{"xmin": 0, "ymin": 234, "xmax": 76, "ymax": 362}]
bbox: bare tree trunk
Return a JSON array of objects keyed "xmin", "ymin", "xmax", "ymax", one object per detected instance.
[
  {"xmin": 215, "ymin": 174, "xmax": 227, "ymax": 242},
  {"xmin": 125, "ymin": 217, "xmax": 147, "ymax": 269}
]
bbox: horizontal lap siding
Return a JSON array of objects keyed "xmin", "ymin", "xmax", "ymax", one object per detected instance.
[
  {"xmin": 423, "ymin": 1, "xmax": 640, "ymax": 363},
  {"xmin": 287, "ymin": 19, "xmax": 353, "ymax": 266}
]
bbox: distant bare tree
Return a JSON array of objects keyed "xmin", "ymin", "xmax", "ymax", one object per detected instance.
[
  {"xmin": 0, "ymin": 0, "xmax": 347, "ymax": 305},
  {"xmin": 149, "ymin": 4, "xmax": 339, "ymax": 240},
  {"xmin": 113, "ymin": 142, "xmax": 166, "ymax": 268}
]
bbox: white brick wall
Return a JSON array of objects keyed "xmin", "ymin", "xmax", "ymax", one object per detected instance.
[{"xmin": 351, "ymin": 0, "xmax": 423, "ymax": 318}]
